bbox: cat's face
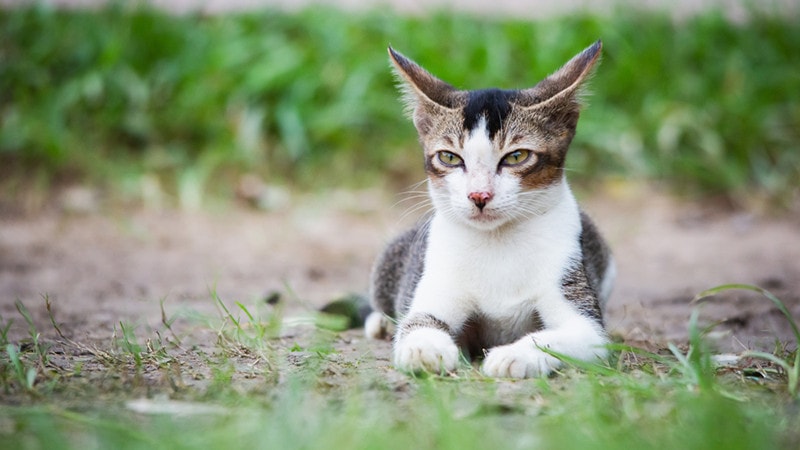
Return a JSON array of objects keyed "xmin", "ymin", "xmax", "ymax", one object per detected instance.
[{"xmin": 390, "ymin": 42, "xmax": 601, "ymax": 230}]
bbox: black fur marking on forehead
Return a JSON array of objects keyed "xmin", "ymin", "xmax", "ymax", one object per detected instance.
[{"xmin": 462, "ymin": 89, "xmax": 517, "ymax": 139}]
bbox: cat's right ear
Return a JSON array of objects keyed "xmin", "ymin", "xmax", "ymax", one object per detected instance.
[
  {"xmin": 388, "ymin": 47, "xmax": 460, "ymax": 113},
  {"xmin": 517, "ymin": 40, "xmax": 602, "ymax": 117}
]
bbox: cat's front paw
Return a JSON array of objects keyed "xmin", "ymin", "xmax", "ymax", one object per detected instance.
[
  {"xmin": 394, "ymin": 328, "xmax": 459, "ymax": 375},
  {"xmin": 482, "ymin": 338, "xmax": 561, "ymax": 379}
]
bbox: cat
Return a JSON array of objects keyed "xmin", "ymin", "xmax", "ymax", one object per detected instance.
[{"xmin": 364, "ymin": 40, "xmax": 615, "ymax": 378}]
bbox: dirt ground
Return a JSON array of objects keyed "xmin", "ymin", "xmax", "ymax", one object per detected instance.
[{"xmin": 1, "ymin": 185, "xmax": 799, "ymax": 361}]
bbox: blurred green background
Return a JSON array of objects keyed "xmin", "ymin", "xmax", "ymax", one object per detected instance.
[{"xmin": 1, "ymin": 3, "xmax": 798, "ymax": 208}]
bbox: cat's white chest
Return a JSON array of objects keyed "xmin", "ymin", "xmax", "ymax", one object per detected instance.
[{"xmin": 421, "ymin": 198, "xmax": 582, "ymax": 319}]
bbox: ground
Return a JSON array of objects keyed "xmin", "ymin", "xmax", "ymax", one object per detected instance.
[
  {"xmin": 3, "ymin": 0, "xmax": 799, "ymax": 367},
  {"xmin": 2, "ymin": 185, "xmax": 799, "ymax": 385}
]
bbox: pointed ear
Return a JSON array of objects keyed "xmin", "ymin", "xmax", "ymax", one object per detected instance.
[
  {"xmin": 388, "ymin": 47, "xmax": 460, "ymax": 111},
  {"xmin": 518, "ymin": 40, "xmax": 602, "ymax": 110}
]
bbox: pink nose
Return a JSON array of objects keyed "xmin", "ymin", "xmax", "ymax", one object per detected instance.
[{"xmin": 468, "ymin": 191, "xmax": 494, "ymax": 210}]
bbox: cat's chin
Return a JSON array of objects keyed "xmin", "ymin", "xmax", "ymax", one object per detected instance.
[{"xmin": 462, "ymin": 211, "xmax": 510, "ymax": 231}]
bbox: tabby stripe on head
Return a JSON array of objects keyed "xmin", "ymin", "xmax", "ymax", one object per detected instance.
[
  {"xmin": 424, "ymin": 154, "xmax": 448, "ymax": 178},
  {"xmin": 518, "ymin": 152, "xmax": 565, "ymax": 190},
  {"xmin": 514, "ymin": 151, "xmax": 550, "ymax": 177},
  {"xmin": 397, "ymin": 313, "xmax": 452, "ymax": 340}
]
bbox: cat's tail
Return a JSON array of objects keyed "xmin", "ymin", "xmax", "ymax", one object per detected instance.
[{"xmin": 319, "ymin": 293, "xmax": 373, "ymax": 329}]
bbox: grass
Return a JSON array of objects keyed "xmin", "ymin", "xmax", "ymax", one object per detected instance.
[
  {"xmin": 1, "ymin": 285, "xmax": 799, "ymax": 449},
  {"xmin": 1, "ymin": 4, "xmax": 799, "ymax": 207},
  {"xmin": 695, "ymin": 284, "xmax": 800, "ymax": 396}
]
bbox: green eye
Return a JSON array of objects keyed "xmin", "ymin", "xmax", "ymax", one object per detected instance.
[
  {"xmin": 437, "ymin": 151, "xmax": 463, "ymax": 167},
  {"xmin": 502, "ymin": 150, "xmax": 532, "ymax": 166}
]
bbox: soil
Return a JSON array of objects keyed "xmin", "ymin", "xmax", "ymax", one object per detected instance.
[{"xmin": 2, "ymin": 185, "xmax": 799, "ymax": 363}]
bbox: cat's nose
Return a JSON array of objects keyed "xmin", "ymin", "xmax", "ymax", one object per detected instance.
[{"xmin": 468, "ymin": 191, "xmax": 494, "ymax": 210}]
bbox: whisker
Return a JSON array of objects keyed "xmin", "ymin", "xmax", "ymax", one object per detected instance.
[
  {"xmin": 391, "ymin": 193, "xmax": 430, "ymax": 209},
  {"xmin": 396, "ymin": 179, "xmax": 429, "ymax": 197},
  {"xmin": 397, "ymin": 201, "xmax": 433, "ymax": 224},
  {"xmin": 407, "ymin": 212, "xmax": 434, "ymax": 257},
  {"xmin": 407, "ymin": 178, "xmax": 429, "ymax": 189},
  {"xmin": 392, "ymin": 179, "xmax": 431, "ymax": 212}
]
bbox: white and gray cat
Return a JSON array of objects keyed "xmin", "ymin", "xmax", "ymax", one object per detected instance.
[{"xmin": 365, "ymin": 41, "xmax": 615, "ymax": 378}]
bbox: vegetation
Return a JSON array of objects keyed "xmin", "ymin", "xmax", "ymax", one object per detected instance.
[
  {"xmin": 1, "ymin": 4, "xmax": 798, "ymax": 206},
  {"xmin": 1, "ymin": 285, "xmax": 799, "ymax": 449}
]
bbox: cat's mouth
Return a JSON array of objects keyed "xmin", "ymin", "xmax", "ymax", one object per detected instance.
[{"xmin": 467, "ymin": 209, "xmax": 505, "ymax": 227}]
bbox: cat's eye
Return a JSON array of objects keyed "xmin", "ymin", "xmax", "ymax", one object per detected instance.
[
  {"xmin": 437, "ymin": 151, "xmax": 464, "ymax": 167},
  {"xmin": 501, "ymin": 150, "xmax": 532, "ymax": 166}
]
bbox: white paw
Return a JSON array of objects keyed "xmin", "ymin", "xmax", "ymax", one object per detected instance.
[
  {"xmin": 394, "ymin": 328, "xmax": 459, "ymax": 374},
  {"xmin": 364, "ymin": 312, "xmax": 395, "ymax": 340},
  {"xmin": 482, "ymin": 338, "xmax": 561, "ymax": 379}
]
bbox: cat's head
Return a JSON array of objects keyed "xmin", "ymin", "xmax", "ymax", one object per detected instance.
[{"xmin": 389, "ymin": 41, "xmax": 601, "ymax": 231}]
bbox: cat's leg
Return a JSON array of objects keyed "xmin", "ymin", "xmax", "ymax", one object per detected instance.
[
  {"xmin": 393, "ymin": 312, "xmax": 460, "ymax": 374},
  {"xmin": 392, "ymin": 278, "xmax": 468, "ymax": 374},
  {"xmin": 482, "ymin": 265, "xmax": 608, "ymax": 378},
  {"xmin": 481, "ymin": 316, "xmax": 607, "ymax": 378}
]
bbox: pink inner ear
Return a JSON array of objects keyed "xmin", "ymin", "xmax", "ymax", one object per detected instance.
[
  {"xmin": 388, "ymin": 47, "xmax": 461, "ymax": 109},
  {"xmin": 517, "ymin": 40, "xmax": 602, "ymax": 108}
]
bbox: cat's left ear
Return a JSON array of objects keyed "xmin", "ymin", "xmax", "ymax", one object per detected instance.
[{"xmin": 517, "ymin": 40, "xmax": 602, "ymax": 115}]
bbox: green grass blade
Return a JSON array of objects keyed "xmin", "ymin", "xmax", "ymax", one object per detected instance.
[
  {"xmin": 694, "ymin": 284, "xmax": 800, "ymax": 347},
  {"xmin": 214, "ymin": 293, "xmax": 240, "ymax": 329},
  {"xmin": 0, "ymin": 316, "xmax": 12, "ymax": 347},
  {"xmin": 14, "ymin": 300, "xmax": 36, "ymax": 337},
  {"xmin": 667, "ymin": 343, "xmax": 690, "ymax": 369},
  {"xmin": 537, "ymin": 346, "xmax": 618, "ymax": 376},
  {"xmin": 236, "ymin": 302, "xmax": 256, "ymax": 323},
  {"xmin": 44, "ymin": 295, "xmax": 65, "ymax": 339},
  {"xmin": 6, "ymin": 344, "xmax": 23, "ymax": 379},
  {"xmin": 25, "ymin": 367, "xmax": 36, "ymax": 389},
  {"xmin": 743, "ymin": 350, "xmax": 798, "ymax": 396},
  {"xmin": 742, "ymin": 351, "xmax": 792, "ymax": 373}
]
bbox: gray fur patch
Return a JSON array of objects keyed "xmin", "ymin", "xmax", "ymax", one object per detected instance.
[
  {"xmin": 458, "ymin": 312, "xmax": 544, "ymax": 359},
  {"xmin": 559, "ymin": 211, "xmax": 613, "ymax": 326},
  {"xmin": 578, "ymin": 211, "xmax": 613, "ymax": 306},
  {"xmin": 396, "ymin": 312, "xmax": 452, "ymax": 340},
  {"xmin": 368, "ymin": 220, "xmax": 429, "ymax": 320},
  {"xmin": 560, "ymin": 263, "xmax": 603, "ymax": 325}
]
